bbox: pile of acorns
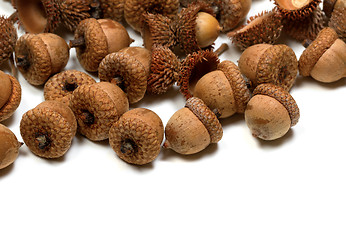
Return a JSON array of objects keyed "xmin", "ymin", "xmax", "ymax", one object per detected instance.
[{"xmin": 0, "ymin": 0, "xmax": 345, "ymax": 169}]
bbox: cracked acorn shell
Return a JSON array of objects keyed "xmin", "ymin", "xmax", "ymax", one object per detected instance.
[
  {"xmin": 15, "ymin": 33, "xmax": 69, "ymax": 86},
  {"xmin": 194, "ymin": 60, "xmax": 251, "ymax": 118},
  {"xmin": 238, "ymin": 44, "xmax": 298, "ymax": 91},
  {"xmin": 228, "ymin": 10, "xmax": 283, "ymax": 50},
  {"xmin": 299, "ymin": 27, "xmax": 346, "ymax": 82},
  {"xmin": 98, "ymin": 47, "xmax": 151, "ymax": 104},
  {"xmin": 70, "ymin": 18, "xmax": 132, "ymax": 72},
  {"xmin": 20, "ymin": 100, "xmax": 77, "ymax": 159},
  {"xmin": 109, "ymin": 108, "xmax": 164, "ymax": 165},
  {"xmin": 0, "ymin": 71, "xmax": 21, "ymax": 122},
  {"xmin": 164, "ymin": 97, "xmax": 223, "ymax": 155},
  {"xmin": 44, "ymin": 70, "xmax": 96, "ymax": 104},
  {"xmin": 274, "ymin": 0, "xmax": 321, "ymax": 20},
  {"xmin": 124, "ymin": 0, "xmax": 179, "ymax": 32},
  {"xmin": 0, "ymin": 124, "xmax": 22, "ymax": 170},
  {"xmin": 0, "ymin": 16, "xmax": 17, "ymax": 66},
  {"xmin": 245, "ymin": 83, "xmax": 299, "ymax": 141},
  {"xmin": 69, "ymin": 82, "xmax": 129, "ymax": 141}
]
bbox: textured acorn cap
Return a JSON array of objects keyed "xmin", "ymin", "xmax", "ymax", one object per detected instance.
[
  {"xmin": 15, "ymin": 0, "xmax": 61, "ymax": 33},
  {"xmin": 58, "ymin": 0, "xmax": 91, "ymax": 32},
  {"xmin": 323, "ymin": 0, "xmax": 337, "ymax": 17},
  {"xmin": 329, "ymin": 7, "xmax": 346, "ymax": 41},
  {"xmin": 147, "ymin": 45, "xmax": 180, "ymax": 95},
  {"xmin": 124, "ymin": 0, "xmax": 179, "ymax": 32},
  {"xmin": 185, "ymin": 97, "xmax": 223, "ymax": 143},
  {"xmin": 20, "ymin": 100, "xmax": 77, "ymax": 158},
  {"xmin": 219, "ymin": 0, "xmax": 252, "ymax": 32},
  {"xmin": 274, "ymin": 0, "xmax": 321, "ymax": 20},
  {"xmin": 298, "ymin": 27, "xmax": 339, "ymax": 76},
  {"xmin": 44, "ymin": 70, "xmax": 96, "ymax": 103},
  {"xmin": 99, "ymin": 0, "xmax": 124, "ymax": 22},
  {"xmin": 252, "ymin": 83, "xmax": 299, "ymax": 126},
  {"xmin": 109, "ymin": 108, "xmax": 164, "ymax": 165},
  {"xmin": 0, "ymin": 124, "xmax": 22, "ymax": 169},
  {"xmin": 228, "ymin": 10, "xmax": 283, "ymax": 50},
  {"xmin": 69, "ymin": 82, "xmax": 129, "ymax": 141},
  {"xmin": 0, "ymin": 16, "xmax": 17, "ymax": 66},
  {"xmin": 0, "ymin": 72, "xmax": 21, "ymax": 122},
  {"xmin": 178, "ymin": 49, "xmax": 220, "ymax": 99}
]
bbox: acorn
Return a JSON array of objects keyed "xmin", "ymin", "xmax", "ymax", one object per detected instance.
[
  {"xmin": 109, "ymin": 108, "xmax": 164, "ymax": 165},
  {"xmin": 327, "ymin": 0, "xmax": 345, "ymax": 42},
  {"xmin": 0, "ymin": 124, "xmax": 22, "ymax": 170},
  {"xmin": 245, "ymin": 83, "xmax": 299, "ymax": 141},
  {"xmin": 14, "ymin": 0, "xmax": 61, "ymax": 33},
  {"xmin": 44, "ymin": 70, "xmax": 96, "ymax": 104},
  {"xmin": 99, "ymin": 0, "xmax": 124, "ymax": 22},
  {"xmin": 238, "ymin": 44, "xmax": 298, "ymax": 91},
  {"xmin": 218, "ymin": 0, "xmax": 252, "ymax": 32},
  {"xmin": 273, "ymin": 0, "xmax": 321, "ymax": 20},
  {"xmin": 193, "ymin": 60, "xmax": 251, "ymax": 118},
  {"xmin": 163, "ymin": 97, "xmax": 223, "ymax": 155},
  {"xmin": 0, "ymin": 15, "xmax": 17, "ymax": 66},
  {"xmin": 70, "ymin": 18, "xmax": 132, "ymax": 72},
  {"xmin": 299, "ymin": 27, "xmax": 346, "ymax": 82},
  {"xmin": 228, "ymin": 10, "xmax": 283, "ymax": 50},
  {"xmin": 0, "ymin": 71, "xmax": 21, "ymax": 122},
  {"xmin": 15, "ymin": 33, "xmax": 70, "ymax": 86},
  {"xmin": 98, "ymin": 47, "xmax": 151, "ymax": 104},
  {"xmin": 323, "ymin": 0, "xmax": 344, "ymax": 18},
  {"xmin": 58, "ymin": 0, "xmax": 92, "ymax": 32},
  {"xmin": 124, "ymin": 0, "xmax": 179, "ymax": 32},
  {"xmin": 69, "ymin": 82, "xmax": 129, "ymax": 141},
  {"xmin": 20, "ymin": 100, "xmax": 77, "ymax": 158}
]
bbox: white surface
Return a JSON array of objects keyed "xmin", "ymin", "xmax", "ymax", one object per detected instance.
[{"xmin": 1, "ymin": 1, "xmax": 346, "ymax": 240}]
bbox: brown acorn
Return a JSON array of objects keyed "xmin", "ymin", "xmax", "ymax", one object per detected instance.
[
  {"xmin": 99, "ymin": 0, "xmax": 124, "ymax": 22},
  {"xmin": 0, "ymin": 15, "xmax": 17, "ymax": 66},
  {"xmin": 15, "ymin": 33, "xmax": 70, "ymax": 86},
  {"xmin": 20, "ymin": 100, "xmax": 77, "ymax": 158},
  {"xmin": 0, "ymin": 71, "xmax": 21, "ymax": 122},
  {"xmin": 58, "ymin": 0, "xmax": 92, "ymax": 32},
  {"xmin": 299, "ymin": 27, "xmax": 346, "ymax": 82},
  {"xmin": 109, "ymin": 108, "xmax": 164, "ymax": 165},
  {"xmin": 273, "ymin": 0, "xmax": 321, "ymax": 20},
  {"xmin": 194, "ymin": 60, "xmax": 251, "ymax": 118},
  {"xmin": 163, "ymin": 97, "xmax": 223, "ymax": 155},
  {"xmin": 328, "ymin": 1, "xmax": 345, "ymax": 41},
  {"xmin": 0, "ymin": 124, "xmax": 22, "ymax": 170},
  {"xmin": 124, "ymin": 0, "xmax": 179, "ymax": 32},
  {"xmin": 70, "ymin": 18, "xmax": 132, "ymax": 72},
  {"xmin": 245, "ymin": 83, "xmax": 299, "ymax": 141},
  {"xmin": 44, "ymin": 70, "xmax": 96, "ymax": 104},
  {"xmin": 238, "ymin": 44, "xmax": 298, "ymax": 91},
  {"xmin": 218, "ymin": 0, "xmax": 252, "ymax": 32},
  {"xmin": 69, "ymin": 82, "xmax": 129, "ymax": 141}
]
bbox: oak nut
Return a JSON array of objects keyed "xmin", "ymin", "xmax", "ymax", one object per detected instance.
[
  {"xmin": 0, "ymin": 124, "xmax": 22, "ymax": 170},
  {"xmin": 15, "ymin": 33, "xmax": 69, "ymax": 86},
  {"xmin": 20, "ymin": 100, "xmax": 77, "ymax": 158},
  {"xmin": 0, "ymin": 71, "xmax": 21, "ymax": 122},
  {"xmin": 109, "ymin": 108, "xmax": 164, "ymax": 165},
  {"xmin": 164, "ymin": 97, "xmax": 223, "ymax": 155},
  {"xmin": 0, "ymin": 15, "xmax": 17, "ymax": 66},
  {"xmin": 244, "ymin": 83, "xmax": 300, "ymax": 141}
]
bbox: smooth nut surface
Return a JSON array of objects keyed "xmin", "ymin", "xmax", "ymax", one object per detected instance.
[{"xmin": 0, "ymin": 124, "xmax": 21, "ymax": 169}]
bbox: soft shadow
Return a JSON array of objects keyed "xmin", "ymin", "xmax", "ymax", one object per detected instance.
[
  {"xmin": 131, "ymin": 87, "xmax": 182, "ymax": 108},
  {"xmin": 42, "ymin": 155, "xmax": 67, "ymax": 164},
  {"xmin": 219, "ymin": 113, "xmax": 245, "ymax": 128},
  {"xmin": 1, "ymin": 114, "xmax": 16, "ymax": 126},
  {"xmin": 0, "ymin": 59, "xmax": 12, "ymax": 74},
  {"xmin": 0, "ymin": 163, "xmax": 15, "ymax": 178},
  {"xmin": 126, "ymin": 161, "xmax": 154, "ymax": 172},
  {"xmin": 257, "ymin": 129, "xmax": 295, "ymax": 149},
  {"xmin": 294, "ymin": 75, "xmax": 346, "ymax": 89}
]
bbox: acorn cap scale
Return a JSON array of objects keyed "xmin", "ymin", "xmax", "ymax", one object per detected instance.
[{"xmin": 0, "ymin": 16, "xmax": 17, "ymax": 66}]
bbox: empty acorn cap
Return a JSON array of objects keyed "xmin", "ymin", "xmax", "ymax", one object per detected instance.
[
  {"xmin": 274, "ymin": 0, "xmax": 321, "ymax": 20},
  {"xmin": 0, "ymin": 71, "xmax": 21, "ymax": 122}
]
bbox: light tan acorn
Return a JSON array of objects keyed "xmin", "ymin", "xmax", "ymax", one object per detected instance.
[
  {"xmin": 15, "ymin": 33, "xmax": 69, "ymax": 86},
  {"xmin": 245, "ymin": 83, "xmax": 299, "ymax": 141},
  {"xmin": 69, "ymin": 82, "xmax": 129, "ymax": 141},
  {"xmin": 238, "ymin": 44, "xmax": 298, "ymax": 91},
  {"xmin": 0, "ymin": 15, "xmax": 17, "ymax": 66},
  {"xmin": 0, "ymin": 71, "xmax": 21, "ymax": 122},
  {"xmin": 109, "ymin": 108, "xmax": 164, "ymax": 165},
  {"xmin": 20, "ymin": 100, "xmax": 77, "ymax": 158},
  {"xmin": 299, "ymin": 27, "xmax": 346, "ymax": 82},
  {"xmin": 273, "ymin": 0, "xmax": 321, "ymax": 20},
  {"xmin": 44, "ymin": 70, "xmax": 96, "ymax": 104},
  {"xmin": 0, "ymin": 124, "xmax": 22, "ymax": 170},
  {"xmin": 194, "ymin": 60, "xmax": 251, "ymax": 118},
  {"xmin": 124, "ymin": 0, "xmax": 179, "ymax": 32},
  {"xmin": 164, "ymin": 97, "xmax": 223, "ymax": 155},
  {"xmin": 13, "ymin": 0, "xmax": 61, "ymax": 33},
  {"xmin": 70, "ymin": 18, "xmax": 132, "ymax": 72}
]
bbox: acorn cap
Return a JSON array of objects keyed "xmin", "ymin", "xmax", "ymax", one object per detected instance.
[
  {"xmin": 298, "ymin": 27, "xmax": 339, "ymax": 76},
  {"xmin": 178, "ymin": 49, "xmax": 219, "ymax": 99},
  {"xmin": 58, "ymin": 0, "xmax": 91, "ymax": 32},
  {"xmin": 73, "ymin": 18, "xmax": 108, "ymax": 72},
  {"xmin": 217, "ymin": 60, "xmax": 251, "ymax": 113},
  {"xmin": 147, "ymin": 45, "xmax": 180, "ymax": 95},
  {"xmin": 124, "ymin": 0, "xmax": 179, "ymax": 32},
  {"xmin": 274, "ymin": 0, "xmax": 321, "ymax": 20},
  {"xmin": 44, "ymin": 70, "xmax": 96, "ymax": 102},
  {"xmin": 100, "ymin": 0, "xmax": 124, "ymax": 22},
  {"xmin": 185, "ymin": 97, "xmax": 223, "ymax": 143},
  {"xmin": 228, "ymin": 10, "xmax": 283, "ymax": 50},
  {"xmin": 323, "ymin": 0, "xmax": 337, "ymax": 17},
  {"xmin": 219, "ymin": 0, "xmax": 252, "ymax": 32},
  {"xmin": 252, "ymin": 83, "xmax": 299, "ymax": 126},
  {"xmin": 0, "ymin": 16, "xmax": 17, "ymax": 66},
  {"xmin": 20, "ymin": 100, "xmax": 77, "ymax": 158},
  {"xmin": 0, "ymin": 73, "xmax": 21, "ymax": 122},
  {"xmin": 98, "ymin": 51, "xmax": 148, "ymax": 104},
  {"xmin": 329, "ymin": 7, "xmax": 346, "ymax": 41}
]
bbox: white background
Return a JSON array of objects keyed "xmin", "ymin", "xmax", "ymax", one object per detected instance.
[{"xmin": 1, "ymin": 0, "xmax": 346, "ymax": 239}]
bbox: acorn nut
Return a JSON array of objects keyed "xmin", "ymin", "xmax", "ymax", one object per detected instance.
[
  {"xmin": 0, "ymin": 124, "xmax": 22, "ymax": 170},
  {"xmin": 109, "ymin": 108, "xmax": 164, "ymax": 165},
  {"xmin": 0, "ymin": 15, "xmax": 17, "ymax": 66}
]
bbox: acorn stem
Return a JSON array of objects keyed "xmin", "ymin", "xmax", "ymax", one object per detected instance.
[
  {"xmin": 121, "ymin": 139, "xmax": 137, "ymax": 155},
  {"xmin": 111, "ymin": 76, "xmax": 126, "ymax": 91},
  {"xmin": 80, "ymin": 111, "xmax": 95, "ymax": 125},
  {"xmin": 89, "ymin": 0, "xmax": 102, "ymax": 19},
  {"xmin": 8, "ymin": 11, "xmax": 18, "ymax": 24},
  {"xmin": 35, "ymin": 134, "xmax": 51, "ymax": 150},
  {"xmin": 303, "ymin": 39, "xmax": 312, "ymax": 48},
  {"xmin": 214, "ymin": 43, "xmax": 229, "ymax": 56},
  {"xmin": 9, "ymin": 54, "xmax": 17, "ymax": 79},
  {"xmin": 16, "ymin": 55, "xmax": 30, "ymax": 70},
  {"xmin": 69, "ymin": 37, "xmax": 86, "ymax": 48},
  {"xmin": 212, "ymin": 108, "xmax": 222, "ymax": 119}
]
